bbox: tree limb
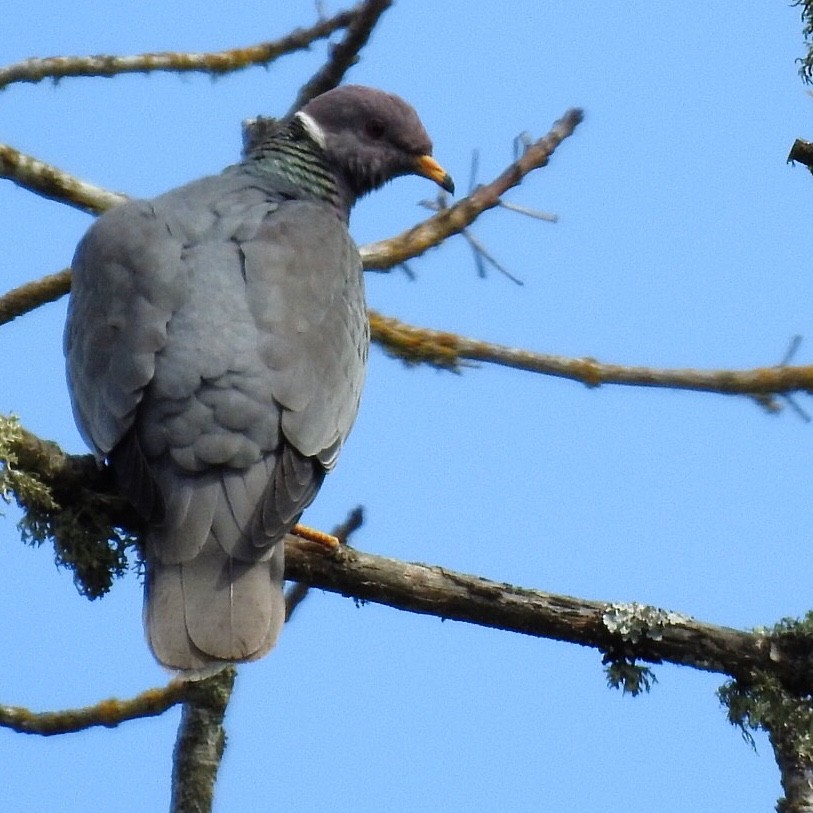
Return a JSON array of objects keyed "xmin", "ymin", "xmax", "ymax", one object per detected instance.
[
  {"xmin": 0, "ymin": 269, "xmax": 70, "ymax": 326},
  {"xmin": 4, "ymin": 423, "xmax": 802, "ymax": 689},
  {"xmin": 284, "ymin": 536, "xmax": 808, "ymax": 688},
  {"xmin": 0, "ymin": 682, "xmax": 187, "ymax": 735},
  {"xmin": 4, "ymin": 530, "xmax": 813, "ymax": 737},
  {"xmin": 368, "ymin": 311, "xmax": 813, "ymax": 399},
  {"xmin": 286, "ymin": 0, "xmax": 394, "ymax": 115},
  {"xmin": 360, "ymin": 107, "xmax": 585, "ymax": 269},
  {"xmin": 0, "ymin": 8, "xmax": 355, "ymax": 91},
  {"xmin": 1, "ymin": 270, "xmax": 809, "ymax": 406},
  {"xmin": 0, "ymin": 143, "xmax": 125, "ymax": 213},
  {"xmin": 4, "ymin": 415, "xmax": 810, "ymax": 693},
  {"xmin": 170, "ymin": 667, "xmax": 235, "ymax": 813}
]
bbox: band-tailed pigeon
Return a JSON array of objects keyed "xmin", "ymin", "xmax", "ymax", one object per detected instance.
[{"xmin": 65, "ymin": 85, "xmax": 453, "ymax": 673}]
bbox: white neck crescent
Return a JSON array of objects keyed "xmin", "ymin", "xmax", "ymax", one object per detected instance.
[{"xmin": 294, "ymin": 111, "xmax": 327, "ymax": 149}]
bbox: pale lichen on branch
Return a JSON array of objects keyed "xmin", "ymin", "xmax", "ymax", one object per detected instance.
[
  {"xmin": 0, "ymin": 8, "xmax": 356, "ymax": 91},
  {"xmin": 369, "ymin": 311, "xmax": 813, "ymax": 400},
  {"xmin": 0, "ymin": 681, "xmax": 187, "ymax": 735},
  {"xmin": 0, "ymin": 142, "xmax": 125, "ymax": 213}
]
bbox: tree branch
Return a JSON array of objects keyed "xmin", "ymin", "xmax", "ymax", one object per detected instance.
[
  {"xmin": 5, "ymin": 530, "xmax": 813, "ymax": 739},
  {"xmin": 6, "ymin": 423, "xmax": 802, "ymax": 689},
  {"xmin": 0, "ymin": 9, "xmax": 355, "ymax": 91},
  {"xmin": 0, "ymin": 143, "xmax": 125, "ymax": 213},
  {"xmin": 359, "ymin": 107, "xmax": 585, "ymax": 269},
  {"xmin": 1, "ymin": 269, "xmax": 810, "ymax": 406},
  {"xmin": 789, "ymin": 136, "xmax": 813, "ymax": 175},
  {"xmin": 284, "ymin": 536, "xmax": 808, "ymax": 688},
  {"xmin": 170, "ymin": 668, "xmax": 236, "ymax": 813},
  {"xmin": 0, "ymin": 682, "xmax": 187, "ymax": 735},
  {"xmin": 368, "ymin": 311, "xmax": 813, "ymax": 400},
  {"xmin": 1, "ymin": 107, "xmax": 583, "ymax": 244},
  {"xmin": 286, "ymin": 0, "xmax": 394, "ymax": 115},
  {"xmin": 0, "ymin": 269, "xmax": 70, "ymax": 327},
  {"xmin": 773, "ymin": 728, "xmax": 813, "ymax": 812},
  {"xmin": 285, "ymin": 506, "xmax": 365, "ymax": 621}
]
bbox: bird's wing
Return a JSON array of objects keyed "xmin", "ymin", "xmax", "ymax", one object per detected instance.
[
  {"xmin": 65, "ymin": 196, "xmax": 187, "ymax": 458},
  {"xmin": 238, "ymin": 196, "xmax": 369, "ymax": 469},
  {"xmin": 66, "ymin": 170, "xmax": 368, "ymax": 669},
  {"xmin": 66, "ymin": 170, "xmax": 367, "ymax": 539}
]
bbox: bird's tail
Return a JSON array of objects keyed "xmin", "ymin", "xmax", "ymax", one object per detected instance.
[
  {"xmin": 144, "ymin": 532, "xmax": 286, "ymax": 674},
  {"xmin": 141, "ymin": 456, "xmax": 292, "ymax": 674}
]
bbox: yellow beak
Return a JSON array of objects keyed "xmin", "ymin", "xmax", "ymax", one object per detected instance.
[{"xmin": 415, "ymin": 154, "xmax": 455, "ymax": 194}]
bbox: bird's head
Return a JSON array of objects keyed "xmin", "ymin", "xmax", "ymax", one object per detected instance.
[{"xmin": 296, "ymin": 85, "xmax": 454, "ymax": 203}]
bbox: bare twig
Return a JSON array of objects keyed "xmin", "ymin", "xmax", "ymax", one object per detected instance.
[
  {"xmin": 286, "ymin": 0, "xmax": 394, "ymax": 115},
  {"xmin": 498, "ymin": 199, "xmax": 558, "ymax": 222},
  {"xmin": 0, "ymin": 682, "xmax": 187, "ymax": 735},
  {"xmin": 0, "ymin": 10, "xmax": 355, "ymax": 91},
  {"xmin": 422, "ymin": 147, "xmax": 555, "ymax": 286},
  {"xmin": 360, "ymin": 108, "xmax": 585, "ymax": 269},
  {"xmin": 0, "ymin": 109, "xmax": 581, "ymax": 304},
  {"xmin": 170, "ymin": 667, "xmax": 236, "ymax": 813},
  {"xmin": 418, "ymin": 192, "xmax": 525, "ymax": 285}
]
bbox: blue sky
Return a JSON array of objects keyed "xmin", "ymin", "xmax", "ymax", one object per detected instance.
[{"xmin": 2, "ymin": 3, "xmax": 812, "ymax": 810}]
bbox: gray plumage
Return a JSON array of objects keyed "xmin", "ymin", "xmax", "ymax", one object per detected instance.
[{"xmin": 64, "ymin": 85, "xmax": 453, "ymax": 672}]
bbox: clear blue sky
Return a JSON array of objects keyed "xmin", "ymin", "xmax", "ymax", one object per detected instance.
[{"xmin": 2, "ymin": 3, "xmax": 811, "ymax": 810}]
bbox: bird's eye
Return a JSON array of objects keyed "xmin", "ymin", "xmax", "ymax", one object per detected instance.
[{"xmin": 365, "ymin": 119, "xmax": 385, "ymax": 140}]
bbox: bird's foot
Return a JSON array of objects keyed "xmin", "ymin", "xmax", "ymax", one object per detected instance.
[{"xmin": 292, "ymin": 523, "xmax": 340, "ymax": 550}]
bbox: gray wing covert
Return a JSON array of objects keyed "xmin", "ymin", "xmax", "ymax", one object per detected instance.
[
  {"xmin": 65, "ymin": 199, "xmax": 188, "ymax": 458},
  {"xmin": 240, "ymin": 199, "xmax": 369, "ymax": 470}
]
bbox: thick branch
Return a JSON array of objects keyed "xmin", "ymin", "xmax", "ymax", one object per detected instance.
[
  {"xmin": 360, "ymin": 107, "xmax": 585, "ymax": 269},
  {"xmin": 170, "ymin": 668, "xmax": 236, "ymax": 813},
  {"xmin": 5, "ymin": 425, "xmax": 799, "ymax": 688},
  {"xmin": 0, "ymin": 682, "xmax": 186, "ymax": 735},
  {"xmin": 774, "ymin": 736, "xmax": 813, "ymax": 812},
  {"xmin": 0, "ymin": 10, "xmax": 354, "ymax": 91},
  {"xmin": 286, "ymin": 0, "xmax": 394, "ymax": 115},
  {"xmin": 7, "ymin": 421, "xmax": 120, "ymax": 507},
  {"xmin": 3, "ymin": 534, "xmax": 811, "ymax": 738},
  {"xmin": 285, "ymin": 537, "xmax": 808, "ymax": 688},
  {"xmin": 6, "ymin": 425, "xmax": 813, "ymax": 753}
]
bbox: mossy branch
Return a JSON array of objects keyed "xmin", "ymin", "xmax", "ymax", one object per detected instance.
[{"xmin": 0, "ymin": 415, "xmax": 139, "ymax": 598}]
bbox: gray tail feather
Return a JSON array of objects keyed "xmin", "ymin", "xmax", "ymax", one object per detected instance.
[
  {"xmin": 144, "ymin": 536, "xmax": 285, "ymax": 673},
  {"xmin": 112, "ymin": 433, "xmax": 324, "ymax": 671}
]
